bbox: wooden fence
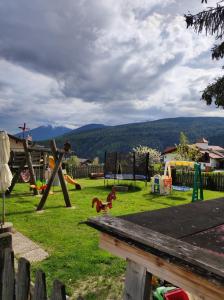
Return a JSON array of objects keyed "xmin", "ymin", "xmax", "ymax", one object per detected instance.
[
  {"xmin": 0, "ymin": 232, "xmax": 68, "ymax": 300},
  {"xmin": 1, "ymin": 248, "xmax": 69, "ymax": 300},
  {"xmin": 173, "ymin": 170, "xmax": 224, "ymax": 191},
  {"xmin": 67, "ymin": 165, "xmax": 104, "ymax": 179}
]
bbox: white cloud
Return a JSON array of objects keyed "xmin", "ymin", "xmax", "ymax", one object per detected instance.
[{"xmin": 0, "ymin": 0, "xmax": 223, "ymax": 132}]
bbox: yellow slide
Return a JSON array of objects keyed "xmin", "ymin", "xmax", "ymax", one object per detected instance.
[
  {"xmin": 49, "ymin": 156, "xmax": 81, "ymax": 190},
  {"xmin": 64, "ymin": 174, "xmax": 81, "ymax": 190}
]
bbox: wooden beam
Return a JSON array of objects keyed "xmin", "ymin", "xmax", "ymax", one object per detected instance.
[
  {"xmin": 42, "ymin": 153, "xmax": 47, "ymax": 181},
  {"xmin": 50, "ymin": 140, "xmax": 71, "ymax": 208},
  {"xmin": 23, "ymin": 140, "xmax": 38, "ymax": 195},
  {"xmin": 36, "ymin": 152, "xmax": 64, "ymax": 211},
  {"xmin": 100, "ymin": 233, "xmax": 224, "ymax": 300},
  {"xmin": 5, "ymin": 157, "xmax": 26, "ymax": 195},
  {"xmin": 123, "ymin": 259, "xmax": 152, "ymax": 300}
]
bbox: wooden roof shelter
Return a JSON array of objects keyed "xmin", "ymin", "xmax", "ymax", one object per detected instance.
[{"xmin": 87, "ymin": 199, "xmax": 224, "ymax": 300}]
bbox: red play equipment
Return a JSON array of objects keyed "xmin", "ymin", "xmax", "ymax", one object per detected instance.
[
  {"xmin": 20, "ymin": 169, "xmax": 31, "ymax": 183},
  {"xmin": 30, "ymin": 180, "xmax": 47, "ymax": 191},
  {"xmin": 92, "ymin": 187, "xmax": 116, "ymax": 213},
  {"xmin": 164, "ymin": 288, "xmax": 189, "ymax": 300}
]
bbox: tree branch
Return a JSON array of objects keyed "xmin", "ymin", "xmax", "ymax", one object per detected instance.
[{"xmin": 185, "ymin": 2, "xmax": 224, "ymax": 39}]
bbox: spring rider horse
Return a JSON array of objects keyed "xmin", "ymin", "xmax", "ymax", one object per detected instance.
[{"xmin": 92, "ymin": 187, "xmax": 116, "ymax": 213}]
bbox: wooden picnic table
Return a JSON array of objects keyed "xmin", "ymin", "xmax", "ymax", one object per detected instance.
[{"xmin": 86, "ymin": 198, "xmax": 224, "ymax": 300}]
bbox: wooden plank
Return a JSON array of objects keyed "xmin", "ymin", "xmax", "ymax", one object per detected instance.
[
  {"xmin": 50, "ymin": 279, "xmax": 66, "ymax": 300},
  {"xmin": 42, "ymin": 153, "xmax": 47, "ymax": 181},
  {"xmin": 2, "ymin": 249, "xmax": 15, "ymax": 300},
  {"xmin": 36, "ymin": 152, "xmax": 64, "ymax": 211},
  {"xmin": 123, "ymin": 259, "xmax": 152, "ymax": 300},
  {"xmin": 86, "ymin": 216, "xmax": 224, "ymax": 283},
  {"xmin": 6, "ymin": 158, "xmax": 26, "ymax": 195},
  {"xmin": 50, "ymin": 140, "xmax": 71, "ymax": 208},
  {"xmin": 16, "ymin": 258, "xmax": 30, "ymax": 300},
  {"xmin": 23, "ymin": 140, "xmax": 38, "ymax": 195},
  {"xmin": 120, "ymin": 198, "xmax": 224, "ymax": 239},
  {"xmin": 32, "ymin": 270, "xmax": 47, "ymax": 300},
  {"xmin": 100, "ymin": 233, "xmax": 224, "ymax": 300},
  {"xmin": 0, "ymin": 234, "xmax": 12, "ymax": 300}
]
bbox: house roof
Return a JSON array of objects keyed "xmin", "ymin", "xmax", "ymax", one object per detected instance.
[
  {"xmin": 209, "ymin": 152, "xmax": 224, "ymax": 159},
  {"xmin": 201, "ymin": 150, "xmax": 224, "ymax": 159},
  {"xmin": 162, "ymin": 146, "xmax": 177, "ymax": 155},
  {"xmin": 208, "ymin": 145, "xmax": 224, "ymax": 151},
  {"xmin": 79, "ymin": 158, "xmax": 92, "ymax": 163},
  {"xmin": 8, "ymin": 133, "xmax": 23, "ymax": 143},
  {"xmin": 197, "ymin": 137, "xmax": 208, "ymax": 143}
]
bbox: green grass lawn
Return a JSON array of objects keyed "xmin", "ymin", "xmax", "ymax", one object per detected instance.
[{"xmin": 4, "ymin": 179, "xmax": 223, "ymax": 299}]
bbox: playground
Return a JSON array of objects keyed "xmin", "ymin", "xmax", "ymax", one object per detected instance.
[{"xmin": 3, "ymin": 178, "xmax": 223, "ymax": 299}]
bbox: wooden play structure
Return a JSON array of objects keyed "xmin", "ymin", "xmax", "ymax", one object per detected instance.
[
  {"xmin": 151, "ymin": 161, "xmax": 203, "ymax": 202},
  {"xmin": 6, "ymin": 137, "xmax": 72, "ymax": 211}
]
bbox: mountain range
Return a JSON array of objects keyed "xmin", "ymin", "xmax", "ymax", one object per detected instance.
[
  {"xmin": 15, "ymin": 124, "xmax": 106, "ymax": 141},
  {"xmin": 53, "ymin": 117, "xmax": 224, "ymax": 160},
  {"xmin": 15, "ymin": 117, "xmax": 224, "ymax": 161}
]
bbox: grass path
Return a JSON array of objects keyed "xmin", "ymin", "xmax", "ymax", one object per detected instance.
[{"xmin": 5, "ymin": 179, "xmax": 223, "ymax": 299}]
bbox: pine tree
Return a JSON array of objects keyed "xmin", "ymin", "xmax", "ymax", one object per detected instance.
[{"xmin": 185, "ymin": 1, "xmax": 224, "ymax": 107}]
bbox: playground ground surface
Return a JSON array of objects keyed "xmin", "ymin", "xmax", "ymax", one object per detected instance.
[{"xmin": 5, "ymin": 179, "xmax": 223, "ymax": 299}]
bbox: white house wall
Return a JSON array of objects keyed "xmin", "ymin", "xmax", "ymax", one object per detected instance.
[{"xmin": 163, "ymin": 152, "xmax": 177, "ymax": 163}]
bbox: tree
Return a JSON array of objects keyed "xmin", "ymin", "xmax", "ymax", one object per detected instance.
[
  {"xmin": 175, "ymin": 132, "xmax": 202, "ymax": 161},
  {"xmin": 66, "ymin": 155, "xmax": 80, "ymax": 167},
  {"xmin": 133, "ymin": 145, "xmax": 161, "ymax": 164},
  {"xmin": 185, "ymin": 1, "xmax": 224, "ymax": 107}
]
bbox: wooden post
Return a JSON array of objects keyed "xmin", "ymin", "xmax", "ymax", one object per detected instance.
[
  {"xmin": 23, "ymin": 140, "xmax": 38, "ymax": 195},
  {"xmin": 123, "ymin": 260, "xmax": 152, "ymax": 300},
  {"xmin": 33, "ymin": 270, "xmax": 47, "ymax": 300},
  {"xmin": 2, "ymin": 248, "xmax": 15, "ymax": 300},
  {"xmin": 16, "ymin": 258, "xmax": 30, "ymax": 300},
  {"xmin": 50, "ymin": 279, "xmax": 66, "ymax": 300},
  {"xmin": 50, "ymin": 140, "xmax": 71, "ymax": 208},
  {"xmin": 5, "ymin": 158, "xmax": 26, "ymax": 195},
  {"xmin": 0, "ymin": 233, "xmax": 12, "ymax": 300},
  {"xmin": 36, "ymin": 152, "xmax": 64, "ymax": 211}
]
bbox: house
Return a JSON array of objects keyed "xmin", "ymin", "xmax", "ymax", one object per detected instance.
[
  {"xmin": 162, "ymin": 138, "xmax": 224, "ymax": 170},
  {"xmin": 79, "ymin": 158, "xmax": 92, "ymax": 165}
]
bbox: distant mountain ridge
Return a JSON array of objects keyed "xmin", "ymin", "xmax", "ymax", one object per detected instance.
[
  {"xmin": 15, "ymin": 123, "xmax": 107, "ymax": 141},
  {"xmin": 15, "ymin": 125, "xmax": 72, "ymax": 141},
  {"xmin": 73, "ymin": 123, "xmax": 108, "ymax": 133},
  {"xmin": 53, "ymin": 117, "xmax": 224, "ymax": 160}
]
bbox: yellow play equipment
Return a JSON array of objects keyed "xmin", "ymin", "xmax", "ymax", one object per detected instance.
[
  {"xmin": 49, "ymin": 156, "xmax": 81, "ymax": 190},
  {"xmin": 151, "ymin": 161, "xmax": 203, "ymax": 201}
]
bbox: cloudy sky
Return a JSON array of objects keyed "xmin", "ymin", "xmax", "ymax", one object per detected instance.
[{"xmin": 0, "ymin": 0, "xmax": 223, "ymax": 133}]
